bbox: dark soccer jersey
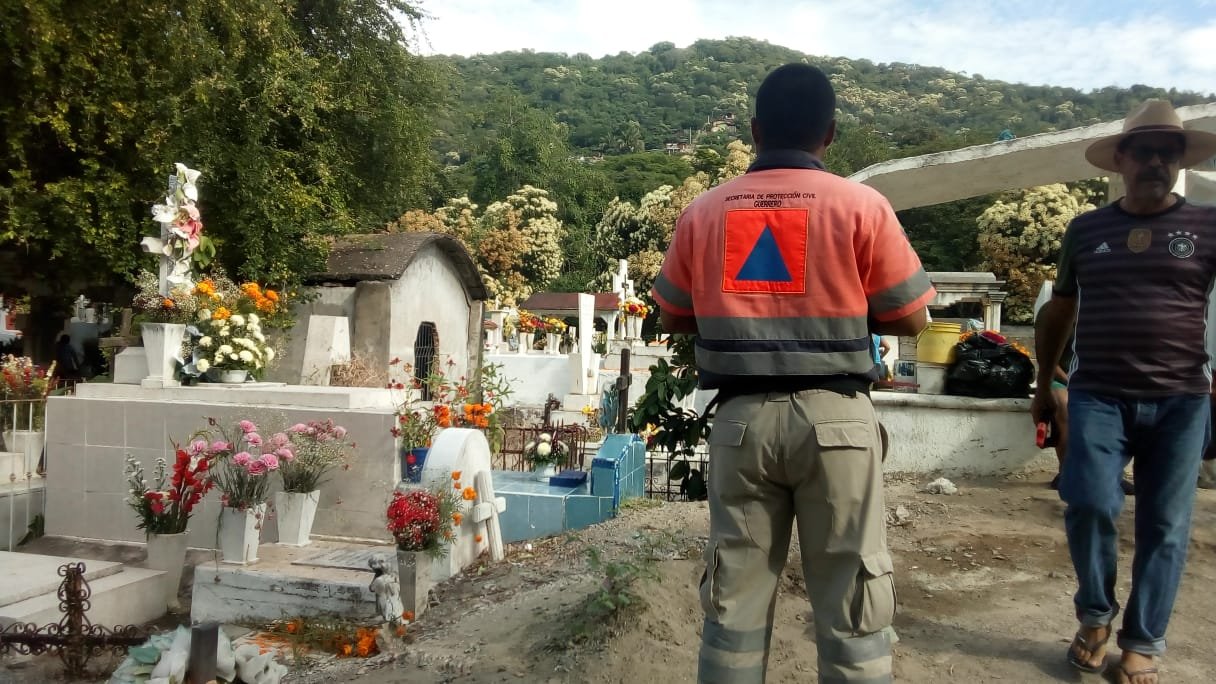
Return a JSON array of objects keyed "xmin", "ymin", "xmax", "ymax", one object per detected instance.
[{"xmin": 1054, "ymin": 197, "xmax": 1216, "ymax": 396}]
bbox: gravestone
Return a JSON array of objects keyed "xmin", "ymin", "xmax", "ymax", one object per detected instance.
[
  {"xmin": 299, "ymin": 315, "xmax": 351, "ymax": 386},
  {"xmin": 405, "ymin": 428, "xmax": 507, "ymax": 581}
]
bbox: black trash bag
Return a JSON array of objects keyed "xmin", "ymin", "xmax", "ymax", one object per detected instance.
[{"xmin": 945, "ymin": 332, "xmax": 1034, "ymax": 398}]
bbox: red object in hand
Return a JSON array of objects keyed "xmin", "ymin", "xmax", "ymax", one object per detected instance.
[{"xmin": 1036, "ymin": 412, "xmax": 1058, "ymax": 449}]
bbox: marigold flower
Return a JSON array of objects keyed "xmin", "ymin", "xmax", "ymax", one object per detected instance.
[
  {"xmin": 452, "ymin": 512, "xmax": 463, "ymax": 525},
  {"xmin": 161, "ymin": 298, "xmax": 176, "ymax": 309},
  {"xmin": 265, "ymin": 289, "xmax": 279, "ymax": 302},
  {"xmin": 212, "ymin": 306, "xmax": 231, "ymax": 320},
  {"xmin": 474, "ymin": 534, "xmax": 483, "ymax": 543},
  {"xmin": 402, "ymin": 610, "xmax": 414, "ymax": 621},
  {"xmin": 461, "ymin": 486, "xmax": 477, "ymax": 501},
  {"xmin": 451, "ymin": 470, "xmax": 462, "ymax": 480}
]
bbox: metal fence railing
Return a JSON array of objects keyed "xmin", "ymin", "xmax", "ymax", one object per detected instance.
[
  {"xmin": 645, "ymin": 446, "xmax": 711, "ymax": 502},
  {"xmin": 494, "ymin": 424, "xmax": 592, "ymax": 472}
]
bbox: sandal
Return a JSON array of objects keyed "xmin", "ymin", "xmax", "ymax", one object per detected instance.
[
  {"xmin": 1066, "ymin": 628, "xmax": 1110, "ymax": 673},
  {"xmin": 1117, "ymin": 663, "xmax": 1159, "ymax": 684}
]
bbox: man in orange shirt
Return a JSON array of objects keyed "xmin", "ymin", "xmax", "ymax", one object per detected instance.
[{"xmin": 652, "ymin": 63, "xmax": 934, "ymax": 684}]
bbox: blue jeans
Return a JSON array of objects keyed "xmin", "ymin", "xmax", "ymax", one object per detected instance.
[{"xmin": 1061, "ymin": 390, "xmax": 1210, "ymax": 655}]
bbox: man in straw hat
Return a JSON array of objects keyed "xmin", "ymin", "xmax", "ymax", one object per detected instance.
[{"xmin": 1034, "ymin": 100, "xmax": 1216, "ymax": 683}]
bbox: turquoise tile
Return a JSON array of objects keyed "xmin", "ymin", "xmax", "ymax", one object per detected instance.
[
  {"xmin": 498, "ymin": 493, "xmax": 531, "ymax": 544},
  {"xmin": 566, "ymin": 495, "xmax": 600, "ymax": 531},
  {"xmin": 528, "ymin": 496, "xmax": 564, "ymax": 538},
  {"xmin": 591, "ymin": 465, "xmax": 617, "ymax": 499}
]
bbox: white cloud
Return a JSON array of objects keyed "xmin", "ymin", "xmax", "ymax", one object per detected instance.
[{"xmin": 410, "ymin": 0, "xmax": 1216, "ymax": 94}]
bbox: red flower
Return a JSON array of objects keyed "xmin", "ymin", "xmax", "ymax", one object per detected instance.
[{"xmin": 405, "ymin": 454, "xmax": 416, "ymax": 465}]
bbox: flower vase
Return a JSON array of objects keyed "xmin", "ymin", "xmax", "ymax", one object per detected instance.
[
  {"xmin": 218, "ymin": 504, "xmax": 265, "ymax": 565},
  {"xmin": 401, "ymin": 447, "xmax": 429, "ymax": 483},
  {"xmin": 519, "ymin": 332, "xmax": 533, "ymax": 354},
  {"xmin": 547, "ymin": 333, "xmax": 560, "ymax": 354},
  {"xmin": 220, "ymin": 369, "xmax": 249, "ymax": 384},
  {"xmin": 145, "ymin": 532, "xmax": 189, "ymax": 611},
  {"xmin": 140, "ymin": 322, "xmax": 186, "ymax": 386},
  {"xmin": 396, "ymin": 549, "xmax": 434, "ymax": 619},
  {"xmin": 2, "ymin": 429, "xmax": 44, "ymax": 475},
  {"xmin": 274, "ymin": 490, "xmax": 320, "ymax": 547},
  {"xmin": 625, "ymin": 315, "xmax": 642, "ymax": 340},
  {"xmin": 533, "ymin": 463, "xmax": 558, "ymax": 482}
]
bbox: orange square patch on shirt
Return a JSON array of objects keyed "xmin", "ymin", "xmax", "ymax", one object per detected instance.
[{"xmin": 721, "ymin": 208, "xmax": 808, "ymax": 294}]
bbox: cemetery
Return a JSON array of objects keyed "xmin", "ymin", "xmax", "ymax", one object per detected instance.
[{"xmin": 1, "ymin": 52, "xmax": 1216, "ymax": 683}]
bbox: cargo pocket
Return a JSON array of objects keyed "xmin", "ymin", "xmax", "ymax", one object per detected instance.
[
  {"xmin": 699, "ymin": 541, "xmax": 723, "ymax": 622},
  {"xmin": 849, "ymin": 551, "xmax": 897, "ymax": 634},
  {"xmin": 814, "ymin": 420, "xmax": 873, "ymax": 450},
  {"xmin": 707, "ymin": 419, "xmax": 747, "ymax": 448}
]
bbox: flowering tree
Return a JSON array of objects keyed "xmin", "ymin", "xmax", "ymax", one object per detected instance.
[{"xmin": 977, "ymin": 183, "xmax": 1098, "ymax": 323}]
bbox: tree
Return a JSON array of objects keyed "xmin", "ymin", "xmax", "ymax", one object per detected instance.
[
  {"xmin": 478, "ymin": 186, "xmax": 565, "ymax": 306},
  {"xmin": 0, "ymin": 0, "xmax": 443, "ymax": 294},
  {"xmin": 976, "ymin": 183, "xmax": 1097, "ymax": 322}
]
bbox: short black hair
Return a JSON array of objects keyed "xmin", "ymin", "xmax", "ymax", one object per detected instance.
[{"xmin": 754, "ymin": 63, "xmax": 836, "ymax": 151}]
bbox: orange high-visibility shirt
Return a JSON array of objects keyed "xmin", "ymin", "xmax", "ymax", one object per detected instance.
[{"xmin": 652, "ymin": 152, "xmax": 934, "ymax": 389}]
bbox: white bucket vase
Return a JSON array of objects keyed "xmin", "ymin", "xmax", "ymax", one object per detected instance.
[
  {"xmin": 547, "ymin": 333, "xmax": 560, "ymax": 354},
  {"xmin": 140, "ymin": 322, "xmax": 186, "ymax": 385},
  {"xmin": 533, "ymin": 463, "xmax": 558, "ymax": 482},
  {"xmin": 220, "ymin": 369, "xmax": 249, "ymax": 384},
  {"xmin": 396, "ymin": 549, "xmax": 434, "ymax": 619},
  {"xmin": 219, "ymin": 504, "xmax": 265, "ymax": 564},
  {"xmin": 2, "ymin": 429, "xmax": 44, "ymax": 475},
  {"xmin": 145, "ymin": 532, "xmax": 189, "ymax": 611},
  {"xmin": 274, "ymin": 490, "xmax": 320, "ymax": 547},
  {"xmin": 519, "ymin": 332, "xmax": 534, "ymax": 354},
  {"xmin": 624, "ymin": 315, "xmax": 642, "ymax": 340}
]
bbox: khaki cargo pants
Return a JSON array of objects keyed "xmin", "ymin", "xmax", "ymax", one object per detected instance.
[{"xmin": 697, "ymin": 390, "xmax": 895, "ymax": 684}]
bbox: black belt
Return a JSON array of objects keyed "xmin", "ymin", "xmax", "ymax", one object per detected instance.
[{"xmin": 704, "ymin": 374, "xmax": 871, "ymax": 417}]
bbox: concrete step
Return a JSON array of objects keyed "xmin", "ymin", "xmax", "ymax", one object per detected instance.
[
  {"xmin": 549, "ymin": 410, "xmax": 591, "ymax": 427},
  {"xmin": 561, "ymin": 393, "xmax": 599, "ymax": 412},
  {"xmin": 0, "ymin": 565, "xmax": 166, "ymax": 628}
]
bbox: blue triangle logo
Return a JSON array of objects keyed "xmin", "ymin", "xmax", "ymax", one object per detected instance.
[{"xmin": 736, "ymin": 226, "xmax": 792, "ymax": 282}]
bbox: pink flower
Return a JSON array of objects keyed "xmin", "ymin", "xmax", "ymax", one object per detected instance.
[
  {"xmin": 246, "ymin": 433, "xmax": 263, "ymax": 447},
  {"xmin": 248, "ymin": 459, "xmax": 267, "ymax": 475},
  {"xmin": 275, "ymin": 447, "xmax": 295, "ymax": 462},
  {"xmin": 333, "ymin": 426, "xmax": 347, "ymax": 439},
  {"xmin": 270, "ymin": 432, "xmax": 290, "ymax": 448},
  {"xmin": 260, "ymin": 453, "xmax": 280, "ymax": 471},
  {"xmin": 210, "ymin": 440, "xmax": 230, "ymax": 453},
  {"xmin": 189, "ymin": 440, "xmax": 208, "ymax": 455},
  {"xmin": 288, "ymin": 423, "xmax": 309, "ymax": 433},
  {"xmin": 233, "ymin": 451, "xmax": 252, "ymax": 466},
  {"xmin": 239, "ymin": 420, "xmax": 257, "ymax": 434}
]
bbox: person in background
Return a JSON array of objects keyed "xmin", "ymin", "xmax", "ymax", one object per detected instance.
[{"xmin": 53, "ymin": 334, "xmax": 81, "ymax": 382}]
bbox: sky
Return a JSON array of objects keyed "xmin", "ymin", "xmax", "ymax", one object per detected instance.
[{"xmin": 410, "ymin": 0, "xmax": 1216, "ymax": 94}]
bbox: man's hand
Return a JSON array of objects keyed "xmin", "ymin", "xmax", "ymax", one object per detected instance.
[{"xmin": 1030, "ymin": 386, "xmax": 1057, "ymax": 425}]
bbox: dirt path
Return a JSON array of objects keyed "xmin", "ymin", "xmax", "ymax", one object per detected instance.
[{"xmin": 288, "ymin": 473, "xmax": 1216, "ymax": 683}]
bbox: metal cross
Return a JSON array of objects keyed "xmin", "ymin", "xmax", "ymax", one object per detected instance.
[{"xmin": 0, "ymin": 562, "xmax": 148, "ymax": 678}]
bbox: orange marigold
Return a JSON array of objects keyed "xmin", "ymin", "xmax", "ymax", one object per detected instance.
[
  {"xmin": 340, "ymin": 643, "xmax": 353, "ymax": 657},
  {"xmin": 474, "ymin": 534, "xmax": 483, "ymax": 543},
  {"xmin": 402, "ymin": 610, "xmax": 415, "ymax": 621},
  {"xmin": 461, "ymin": 486, "xmax": 477, "ymax": 501},
  {"xmin": 451, "ymin": 470, "xmax": 462, "ymax": 480},
  {"xmin": 161, "ymin": 298, "xmax": 176, "ymax": 309},
  {"xmin": 452, "ymin": 512, "xmax": 463, "ymax": 525},
  {"xmin": 212, "ymin": 306, "xmax": 231, "ymax": 320},
  {"xmin": 265, "ymin": 289, "xmax": 279, "ymax": 302}
]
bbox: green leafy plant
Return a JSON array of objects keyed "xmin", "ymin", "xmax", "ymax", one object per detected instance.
[{"xmin": 628, "ymin": 336, "xmax": 710, "ymax": 499}]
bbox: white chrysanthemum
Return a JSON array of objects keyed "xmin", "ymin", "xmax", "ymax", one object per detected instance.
[
  {"xmin": 229, "ymin": 353, "xmax": 239, "ymax": 361},
  {"xmin": 265, "ymin": 348, "xmax": 275, "ymax": 361},
  {"xmin": 198, "ymin": 336, "xmax": 213, "ymax": 348},
  {"xmin": 238, "ymin": 350, "xmax": 254, "ymax": 363},
  {"xmin": 248, "ymin": 313, "xmax": 259, "ymax": 324},
  {"xmin": 230, "ymin": 314, "xmax": 245, "ymax": 327},
  {"xmin": 535, "ymin": 442, "xmax": 552, "ymax": 457},
  {"xmin": 218, "ymin": 344, "xmax": 234, "ymax": 355},
  {"xmin": 219, "ymin": 328, "xmax": 230, "ymax": 337},
  {"xmin": 253, "ymin": 331, "xmax": 266, "ymax": 343},
  {"xmin": 197, "ymin": 309, "xmax": 211, "ymax": 322},
  {"xmin": 196, "ymin": 359, "xmax": 211, "ymax": 373}
]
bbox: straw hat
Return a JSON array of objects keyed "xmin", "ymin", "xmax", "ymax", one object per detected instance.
[{"xmin": 1084, "ymin": 99, "xmax": 1216, "ymax": 172}]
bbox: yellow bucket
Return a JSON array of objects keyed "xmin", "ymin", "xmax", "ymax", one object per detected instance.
[{"xmin": 916, "ymin": 322, "xmax": 961, "ymax": 365}]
